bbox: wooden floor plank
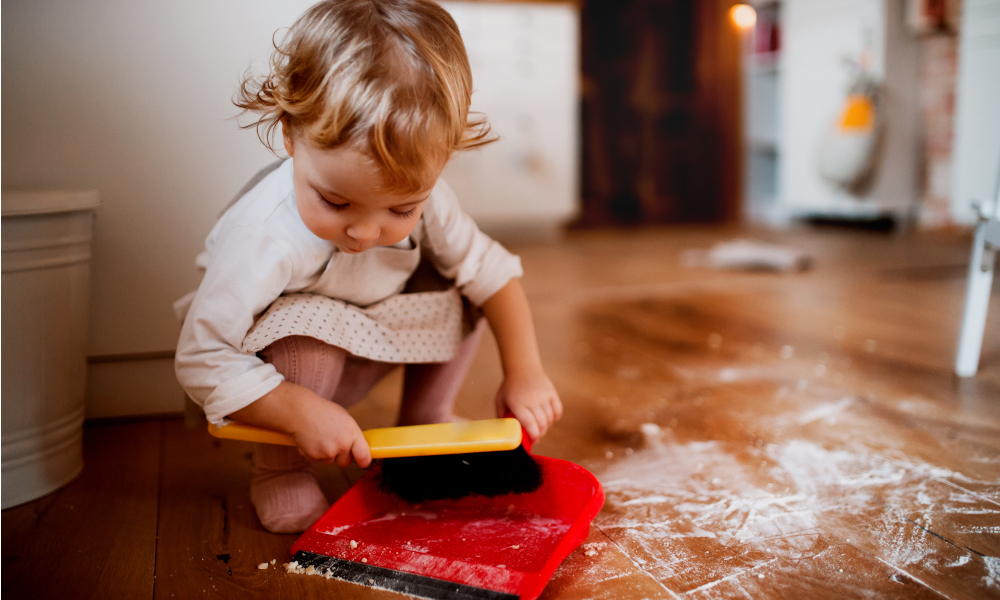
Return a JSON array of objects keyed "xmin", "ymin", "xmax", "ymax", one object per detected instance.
[
  {"xmin": 521, "ymin": 229, "xmax": 999, "ymax": 599},
  {"xmin": 152, "ymin": 418, "xmax": 404, "ymax": 599},
  {"xmin": 5, "ymin": 227, "xmax": 1000, "ymax": 599},
  {"xmin": 541, "ymin": 528, "xmax": 676, "ymax": 600},
  {"xmin": 1, "ymin": 421, "xmax": 162, "ymax": 600}
]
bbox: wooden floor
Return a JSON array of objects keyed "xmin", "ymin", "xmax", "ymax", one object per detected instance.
[{"xmin": 4, "ymin": 226, "xmax": 999, "ymax": 599}]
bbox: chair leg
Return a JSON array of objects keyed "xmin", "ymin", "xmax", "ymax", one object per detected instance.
[{"xmin": 956, "ymin": 220, "xmax": 996, "ymax": 377}]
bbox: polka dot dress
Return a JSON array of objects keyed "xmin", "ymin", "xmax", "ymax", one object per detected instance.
[{"xmin": 241, "ymin": 289, "xmax": 466, "ymax": 363}]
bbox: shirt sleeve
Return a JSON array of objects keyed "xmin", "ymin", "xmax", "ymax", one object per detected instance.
[
  {"xmin": 175, "ymin": 224, "xmax": 294, "ymax": 425},
  {"xmin": 419, "ymin": 179, "xmax": 523, "ymax": 307}
]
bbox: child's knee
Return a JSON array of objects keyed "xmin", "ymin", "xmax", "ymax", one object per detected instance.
[
  {"xmin": 260, "ymin": 335, "xmax": 346, "ymax": 365},
  {"xmin": 259, "ymin": 336, "xmax": 349, "ymax": 398},
  {"xmin": 329, "ymin": 357, "xmax": 397, "ymax": 408}
]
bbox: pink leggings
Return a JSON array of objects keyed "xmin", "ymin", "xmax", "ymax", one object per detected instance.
[
  {"xmin": 247, "ymin": 320, "xmax": 486, "ymax": 532},
  {"xmin": 256, "ymin": 317, "xmax": 485, "ymax": 439}
]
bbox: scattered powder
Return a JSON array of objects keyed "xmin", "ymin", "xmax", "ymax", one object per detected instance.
[
  {"xmin": 947, "ymin": 556, "xmax": 971, "ymax": 568},
  {"xmin": 622, "ymin": 495, "xmax": 670, "ymax": 506},
  {"xmin": 640, "ymin": 423, "xmax": 663, "ymax": 445},
  {"xmin": 581, "ymin": 542, "xmax": 605, "ymax": 558},
  {"xmin": 985, "ymin": 556, "xmax": 1000, "ymax": 589},
  {"xmin": 711, "ymin": 365, "xmax": 788, "ymax": 384},
  {"xmin": 796, "ymin": 397, "xmax": 853, "ymax": 425},
  {"xmin": 284, "ymin": 561, "xmax": 344, "ymax": 581},
  {"xmin": 594, "ymin": 434, "xmax": 999, "ymax": 588},
  {"xmin": 718, "ymin": 368, "xmax": 740, "ymax": 382}
]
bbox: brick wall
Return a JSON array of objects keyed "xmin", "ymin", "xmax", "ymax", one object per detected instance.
[{"xmin": 916, "ymin": 0, "xmax": 962, "ymax": 227}]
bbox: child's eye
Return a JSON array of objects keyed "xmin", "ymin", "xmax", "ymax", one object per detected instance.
[
  {"xmin": 322, "ymin": 198, "xmax": 349, "ymax": 211},
  {"xmin": 392, "ymin": 207, "xmax": 418, "ymax": 218}
]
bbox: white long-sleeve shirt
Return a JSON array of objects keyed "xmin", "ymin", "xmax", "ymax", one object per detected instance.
[{"xmin": 175, "ymin": 159, "xmax": 522, "ymax": 425}]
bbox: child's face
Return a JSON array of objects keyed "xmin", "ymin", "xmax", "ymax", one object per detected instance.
[{"xmin": 285, "ymin": 132, "xmax": 440, "ymax": 254}]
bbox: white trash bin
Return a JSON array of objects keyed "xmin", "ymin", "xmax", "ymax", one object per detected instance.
[{"xmin": 2, "ymin": 191, "xmax": 99, "ymax": 508}]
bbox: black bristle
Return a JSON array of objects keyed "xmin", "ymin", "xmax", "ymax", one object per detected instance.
[{"xmin": 377, "ymin": 446, "xmax": 543, "ymax": 503}]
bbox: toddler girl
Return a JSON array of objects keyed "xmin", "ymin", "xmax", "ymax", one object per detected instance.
[{"xmin": 174, "ymin": 0, "xmax": 562, "ymax": 534}]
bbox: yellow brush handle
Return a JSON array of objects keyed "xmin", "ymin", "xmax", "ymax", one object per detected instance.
[{"xmin": 207, "ymin": 418, "xmax": 523, "ymax": 459}]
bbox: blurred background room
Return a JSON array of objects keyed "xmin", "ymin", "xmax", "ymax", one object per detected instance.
[{"xmin": 3, "ymin": 0, "xmax": 1000, "ymax": 597}]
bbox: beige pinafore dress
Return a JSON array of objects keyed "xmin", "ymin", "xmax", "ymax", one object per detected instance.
[{"xmin": 240, "ymin": 260, "xmax": 478, "ymax": 364}]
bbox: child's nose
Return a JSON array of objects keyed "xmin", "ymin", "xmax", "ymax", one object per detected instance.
[{"xmin": 346, "ymin": 220, "xmax": 379, "ymax": 242}]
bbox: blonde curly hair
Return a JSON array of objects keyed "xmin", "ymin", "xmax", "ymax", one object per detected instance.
[{"xmin": 235, "ymin": 0, "xmax": 494, "ymax": 193}]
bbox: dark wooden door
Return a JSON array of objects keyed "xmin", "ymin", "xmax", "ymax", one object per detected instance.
[{"xmin": 578, "ymin": 0, "xmax": 743, "ymax": 226}]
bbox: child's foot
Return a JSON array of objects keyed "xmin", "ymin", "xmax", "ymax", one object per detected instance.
[{"xmin": 250, "ymin": 444, "xmax": 329, "ymax": 534}]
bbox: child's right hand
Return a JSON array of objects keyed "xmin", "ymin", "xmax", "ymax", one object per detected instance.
[
  {"xmin": 228, "ymin": 381, "xmax": 372, "ymax": 468},
  {"xmin": 288, "ymin": 395, "xmax": 371, "ymax": 467}
]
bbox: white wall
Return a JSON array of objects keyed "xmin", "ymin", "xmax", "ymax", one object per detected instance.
[
  {"xmin": 950, "ymin": 0, "xmax": 1000, "ymax": 222},
  {"xmin": 2, "ymin": 0, "xmax": 579, "ymax": 417},
  {"xmin": 2, "ymin": 0, "xmax": 314, "ymax": 358}
]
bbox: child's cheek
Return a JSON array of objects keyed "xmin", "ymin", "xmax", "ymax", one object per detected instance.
[
  {"xmin": 390, "ymin": 216, "xmax": 422, "ymax": 244},
  {"xmin": 299, "ymin": 205, "xmax": 337, "ymax": 241}
]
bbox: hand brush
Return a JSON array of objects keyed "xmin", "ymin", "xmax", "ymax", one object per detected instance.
[
  {"xmin": 207, "ymin": 416, "xmax": 542, "ymax": 502},
  {"xmin": 377, "ymin": 414, "xmax": 541, "ymax": 503}
]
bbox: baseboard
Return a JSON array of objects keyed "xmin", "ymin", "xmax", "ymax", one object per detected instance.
[{"xmin": 84, "ymin": 355, "xmax": 185, "ymax": 419}]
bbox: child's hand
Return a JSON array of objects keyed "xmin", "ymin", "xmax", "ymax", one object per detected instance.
[
  {"xmin": 230, "ymin": 381, "xmax": 372, "ymax": 468},
  {"xmin": 288, "ymin": 396, "xmax": 372, "ymax": 468},
  {"xmin": 494, "ymin": 367, "xmax": 563, "ymax": 442},
  {"xmin": 481, "ymin": 279, "xmax": 563, "ymax": 442}
]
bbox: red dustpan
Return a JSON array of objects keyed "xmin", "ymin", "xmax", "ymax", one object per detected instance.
[{"xmin": 289, "ymin": 456, "xmax": 604, "ymax": 600}]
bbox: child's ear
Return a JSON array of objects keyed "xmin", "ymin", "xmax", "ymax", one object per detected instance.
[{"xmin": 281, "ymin": 119, "xmax": 295, "ymax": 157}]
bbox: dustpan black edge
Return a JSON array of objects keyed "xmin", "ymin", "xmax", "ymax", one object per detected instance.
[{"xmin": 293, "ymin": 550, "xmax": 519, "ymax": 600}]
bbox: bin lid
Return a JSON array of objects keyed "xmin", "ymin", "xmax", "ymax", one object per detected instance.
[{"xmin": 2, "ymin": 191, "xmax": 100, "ymax": 217}]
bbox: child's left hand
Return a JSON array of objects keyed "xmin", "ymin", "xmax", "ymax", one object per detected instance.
[{"xmin": 495, "ymin": 366, "xmax": 563, "ymax": 442}]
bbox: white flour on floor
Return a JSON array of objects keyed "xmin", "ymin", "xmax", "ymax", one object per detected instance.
[{"xmin": 590, "ymin": 432, "xmax": 999, "ymax": 594}]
